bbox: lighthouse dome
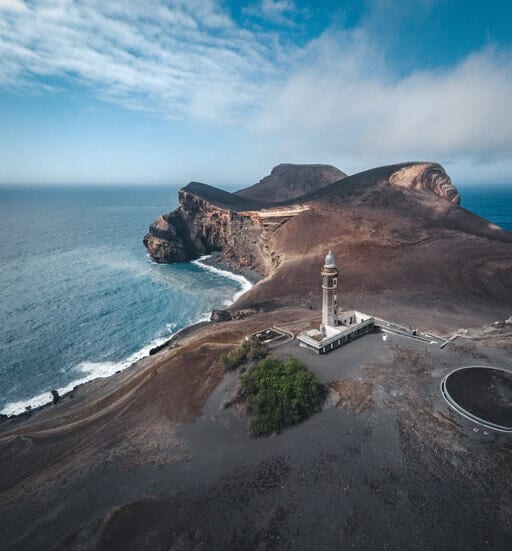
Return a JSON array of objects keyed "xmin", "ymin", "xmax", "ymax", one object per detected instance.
[{"xmin": 324, "ymin": 250, "xmax": 335, "ymax": 268}]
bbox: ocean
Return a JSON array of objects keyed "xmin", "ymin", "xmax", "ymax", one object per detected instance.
[
  {"xmin": 460, "ymin": 185, "xmax": 512, "ymax": 232},
  {"xmin": 0, "ymin": 184, "xmax": 511, "ymax": 416},
  {"xmin": 0, "ymin": 186, "xmax": 251, "ymax": 416}
]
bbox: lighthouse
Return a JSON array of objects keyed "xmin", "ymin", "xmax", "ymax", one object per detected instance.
[
  {"xmin": 321, "ymin": 250, "xmax": 338, "ymax": 328},
  {"xmin": 298, "ymin": 251, "xmax": 374, "ymax": 353}
]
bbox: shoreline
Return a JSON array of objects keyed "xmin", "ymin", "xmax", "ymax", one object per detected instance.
[
  {"xmin": 195, "ymin": 251, "xmax": 263, "ymax": 286},
  {"xmin": 149, "ymin": 254, "xmax": 259, "ymax": 354},
  {"xmin": 0, "ymin": 254, "xmax": 255, "ymax": 419}
]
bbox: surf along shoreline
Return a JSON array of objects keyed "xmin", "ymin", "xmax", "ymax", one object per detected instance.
[
  {"xmin": 147, "ymin": 253, "xmax": 260, "ymax": 356},
  {"xmin": 0, "ymin": 253, "xmax": 258, "ymax": 420}
]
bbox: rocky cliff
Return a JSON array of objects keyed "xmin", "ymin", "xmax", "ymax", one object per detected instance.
[
  {"xmin": 388, "ymin": 162, "xmax": 460, "ymax": 204},
  {"xmin": 143, "ymin": 161, "xmax": 466, "ymax": 273},
  {"xmin": 144, "ymin": 163, "xmax": 347, "ymax": 270},
  {"xmin": 143, "ymin": 188, "xmax": 288, "ymax": 273}
]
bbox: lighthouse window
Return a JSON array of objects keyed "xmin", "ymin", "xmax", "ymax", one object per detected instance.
[{"xmin": 333, "ymin": 278, "xmax": 337, "ymax": 286}]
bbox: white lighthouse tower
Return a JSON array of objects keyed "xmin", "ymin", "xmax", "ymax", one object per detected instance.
[
  {"xmin": 321, "ymin": 250, "xmax": 338, "ymax": 328},
  {"xmin": 297, "ymin": 251, "xmax": 374, "ymax": 353}
]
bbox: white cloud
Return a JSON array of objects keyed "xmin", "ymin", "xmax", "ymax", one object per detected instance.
[
  {"xmin": 1, "ymin": 1, "xmax": 512, "ymax": 181},
  {"xmin": 0, "ymin": 0, "xmax": 293, "ymax": 121},
  {"xmin": 0, "ymin": 0, "xmax": 28, "ymax": 12},
  {"xmin": 243, "ymin": 0, "xmax": 297, "ymax": 25},
  {"xmin": 253, "ymin": 30, "xmax": 512, "ymax": 173}
]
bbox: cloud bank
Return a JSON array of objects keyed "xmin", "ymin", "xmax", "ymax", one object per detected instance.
[
  {"xmin": 255, "ymin": 31, "xmax": 512, "ymax": 166},
  {"xmin": 243, "ymin": 0, "xmax": 298, "ymax": 25},
  {"xmin": 1, "ymin": 0, "xmax": 512, "ymax": 180}
]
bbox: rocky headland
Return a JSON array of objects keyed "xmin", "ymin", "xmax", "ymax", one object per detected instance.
[
  {"xmin": 144, "ymin": 162, "xmax": 462, "ymax": 269},
  {"xmin": 144, "ymin": 160, "xmax": 510, "ymax": 329},
  {"xmin": 143, "ymin": 163, "xmax": 344, "ymax": 270}
]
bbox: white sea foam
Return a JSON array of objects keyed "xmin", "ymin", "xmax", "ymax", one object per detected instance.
[
  {"xmin": 1, "ymin": 257, "xmax": 253, "ymax": 418},
  {"xmin": 0, "ymin": 325, "xmax": 176, "ymax": 417},
  {"xmin": 146, "ymin": 252, "xmax": 160, "ymax": 265},
  {"xmin": 192, "ymin": 255, "xmax": 253, "ymax": 305}
]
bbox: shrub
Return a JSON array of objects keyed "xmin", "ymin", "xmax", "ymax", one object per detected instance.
[
  {"xmin": 245, "ymin": 336, "xmax": 267, "ymax": 361},
  {"xmin": 219, "ymin": 346, "xmax": 246, "ymax": 370},
  {"xmin": 240, "ymin": 357, "xmax": 324, "ymax": 437},
  {"xmin": 219, "ymin": 336, "xmax": 267, "ymax": 370}
]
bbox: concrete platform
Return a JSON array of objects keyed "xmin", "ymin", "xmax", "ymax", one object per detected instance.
[{"xmin": 442, "ymin": 367, "xmax": 512, "ymax": 431}]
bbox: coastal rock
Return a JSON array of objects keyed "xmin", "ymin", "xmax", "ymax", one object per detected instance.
[
  {"xmin": 149, "ymin": 341, "xmax": 171, "ymax": 355},
  {"xmin": 389, "ymin": 162, "xmax": 460, "ymax": 204},
  {"xmin": 143, "ymin": 189, "xmax": 272, "ymax": 271},
  {"xmin": 143, "ymin": 208, "xmax": 197, "ymax": 263},
  {"xmin": 143, "ymin": 164, "xmax": 346, "ymax": 268},
  {"xmin": 211, "ymin": 309, "xmax": 232, "ymax": 322},
  {"xmin": 51, "ymin": 390, "xmax": 60, "ymax": 405}
]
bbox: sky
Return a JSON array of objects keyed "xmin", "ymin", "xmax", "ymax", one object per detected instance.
[{"xmin": 0, "ymin": 0, "xmax": 511, "ymax": 187}]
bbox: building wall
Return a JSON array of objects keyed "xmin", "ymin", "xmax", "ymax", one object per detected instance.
[
  {"xmin": 322, "ymin": 273, "xmax": 337, "ymax": 327},
  {"xmin": 337, "ymin": 311, "xmax": 372, "ymax": 326},
  {"xmin": 297, "ymin": 312, "xmax": 376, "ymax": 354}
]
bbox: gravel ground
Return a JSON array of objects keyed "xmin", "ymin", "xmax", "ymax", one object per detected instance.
[{"xmin": 2, "ymin": 327, "xmax": 511, "ymax": 550}]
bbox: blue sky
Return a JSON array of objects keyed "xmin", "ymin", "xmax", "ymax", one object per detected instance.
[{"xmin": 0, "ymin": 0, "xmax": 511, "ymax": 186}]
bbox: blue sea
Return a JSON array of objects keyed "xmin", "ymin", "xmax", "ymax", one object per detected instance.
[
  {"xmin": 0, "ymin": 184, "xmax": 511, "ymax": 416},
  {"xmin": 0, "ymin": 186, "xmax": 250, "ymax": 416},
  {"xmin": 460, "ymin": 185, "xmax": 512, "ymax": 233}
]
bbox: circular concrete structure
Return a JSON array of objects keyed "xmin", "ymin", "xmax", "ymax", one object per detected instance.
[{"xmin": 441, "ymin": 367, "xmax": 512, "ymax": 432}]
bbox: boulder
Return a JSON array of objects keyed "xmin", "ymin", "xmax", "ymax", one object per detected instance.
[{"xmin": 211, "ymin": 309, "xmax": 232, "ymax": 322}]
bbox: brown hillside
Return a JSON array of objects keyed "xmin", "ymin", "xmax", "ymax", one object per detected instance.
[
  {"xmin": 144, "ymin": 160, "xmax": 512, "ymax": 330},
  {"xmin": 235, "ymin": 163, "xmax": 346, "ymax": 202},
  {"xmin": 237, "ymin": 163, "xmax": 512, "ymax": 331}
]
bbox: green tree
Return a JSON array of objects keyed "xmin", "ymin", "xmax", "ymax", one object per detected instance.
[{"xmin": 241, "ymin": 357, "xmax": 324, "ymax": 437}]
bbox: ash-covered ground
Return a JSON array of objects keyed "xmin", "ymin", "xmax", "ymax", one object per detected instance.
[
  {"xmin": 2, "ymin": 318, "xmax": 511, "ymax": 550},
  {"xmin": 3, "ymin": 160, "xmax": 512, "ymax": 549}
]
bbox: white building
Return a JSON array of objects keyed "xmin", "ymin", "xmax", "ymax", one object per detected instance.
[{"xmin": 297, "ymin": 251, "xmax": 375, "ymax": 354}]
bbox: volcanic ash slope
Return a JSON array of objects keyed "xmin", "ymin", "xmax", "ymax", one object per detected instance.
[{"xmin": 144, "ymin": 161, "xmax": 512, "ymax": 331}]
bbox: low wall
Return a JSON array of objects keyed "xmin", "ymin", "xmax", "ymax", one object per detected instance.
[{"xmin": 298, "ymin": 318, "xmax": 375, "ymax": 354}]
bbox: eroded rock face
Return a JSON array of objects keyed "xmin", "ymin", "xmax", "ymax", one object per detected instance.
[
  {"xmin": 143, "ymin": 210, "xmax": 193, "ymax": 263},
  {"xmin": 143, "ymin": 161, "xmax": 463, "ymax": 274},
  {"xmin": 144, "ymin": 164, "xmax": 349, "ymax": 270},
  {"xmin": 143, "ymin": 190, "xmax": 277, "ymax": 273},
  {"xmin": 389, "ymin": 163, "xmax": 460, "ymax": 204}
]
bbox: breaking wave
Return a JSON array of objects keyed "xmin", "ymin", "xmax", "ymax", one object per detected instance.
[
  {"xmin": 1, "ymin": 258, "xmax": 252, "ymax": 418},
  {"xmin": 0, "ymin": 324, "xmax": 177, "ymax": 417},
  {"xmin": 192, "ymin": 255, "xmax": 253, "ymax": 305}
]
